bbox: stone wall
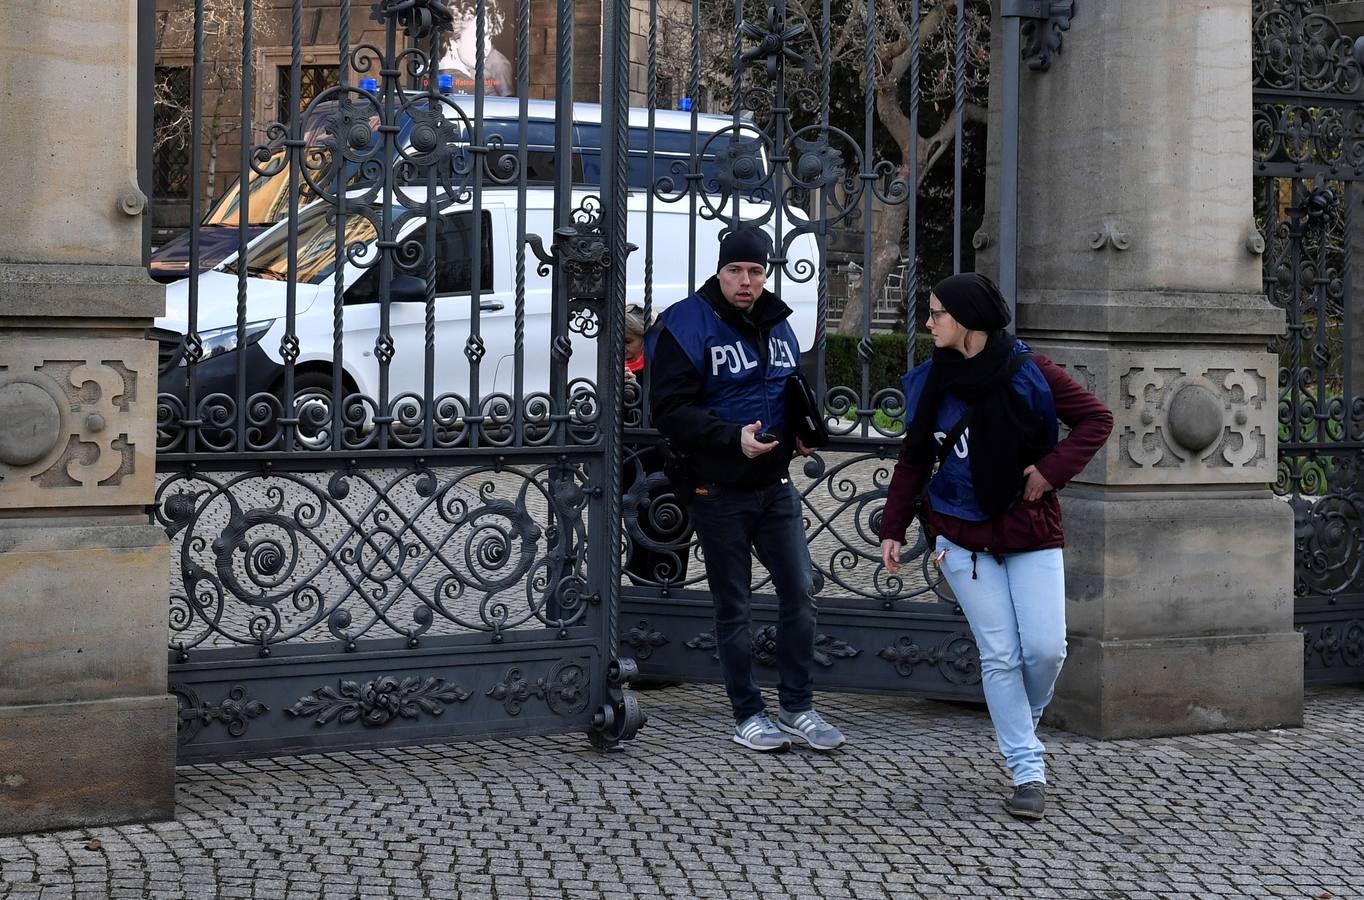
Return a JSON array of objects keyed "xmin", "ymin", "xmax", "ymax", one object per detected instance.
[{"xmin": 0, "ymin": 0, "xmax": 176, "ymax": 835}]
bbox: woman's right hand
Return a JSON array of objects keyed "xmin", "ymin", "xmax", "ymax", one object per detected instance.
[{"xmin": 880, "ymin": 538, "xmax": 902, "ymax": 574}]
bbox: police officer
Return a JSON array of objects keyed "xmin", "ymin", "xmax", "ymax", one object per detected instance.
[{"xmin": 646, "ymin": 228, "xmax": 845, "ymax": 752}]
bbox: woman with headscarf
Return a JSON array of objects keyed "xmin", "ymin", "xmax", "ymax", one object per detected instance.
[
  {"xmin": 879, "ymin": 273, "xmax": 1112, "ymax": 821},
  {"xmin": 624, "ymin": 305, "xmax": 649, "ymax": 380}
]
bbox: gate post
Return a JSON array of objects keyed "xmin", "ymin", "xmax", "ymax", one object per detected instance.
[
  {"xmin": 1008, "ymin": 0, "xmax": 1303, "ymax": 736},
  {"xmin": 0, "ymin": 1, "xmax": 175, "ymax": 832}
]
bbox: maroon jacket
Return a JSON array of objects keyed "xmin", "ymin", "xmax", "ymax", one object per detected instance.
[{"xmin": 879, "ymin": 354, "xmax": 1113, "ymax": 555}]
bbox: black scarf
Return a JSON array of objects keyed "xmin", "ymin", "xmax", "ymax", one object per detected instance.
[{"xmin": 904, "ymin": 329, "xmax": 1052, "ymax": 518}]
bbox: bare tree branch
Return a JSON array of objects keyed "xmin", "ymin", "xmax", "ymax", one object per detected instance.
[{"xmin": 153, "ymin": 0, "xmax": 278, "ymax": 207}]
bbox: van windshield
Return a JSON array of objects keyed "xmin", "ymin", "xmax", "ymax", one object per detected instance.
[{"xmin": 222, "ymin": 206, "xmax": 378, "ymax": 283}]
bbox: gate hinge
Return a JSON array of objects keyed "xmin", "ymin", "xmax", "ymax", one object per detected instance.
[{"xmin": 1001, "ymin": 0, "xmax": 1074, "ymax": 73}]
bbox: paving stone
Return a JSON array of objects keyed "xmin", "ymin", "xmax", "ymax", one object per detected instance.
[{"xmin": 1, "ymin": 684, "xmax": 1363, "ymax": 898}]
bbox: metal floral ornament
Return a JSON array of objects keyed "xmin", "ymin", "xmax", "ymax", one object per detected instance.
[
  {"xmin": 370, "ymin": 0, "xmax": 455, "ymax": 38},
  {"xmin": 738, "ymin": 3, "xmax": 814, "ymax": 79}
]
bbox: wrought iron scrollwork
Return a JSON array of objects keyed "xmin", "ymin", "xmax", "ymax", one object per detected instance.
[
  {"xmin": 1300, "ymin": 620, "xmax": 1364, "ymax": 670},
  {"xmin": 1255, "ymin": 5, "xmax": 1364, "ymax": 684},
  {"xmin": 288, "ymin": 674, "xmax": 472, "ymax": 727},
  {"xmin": 737, "ymin": 3, "xmax": 813, "ymax": 79},
  {"xmin": 1002, "ymin": 0, "xmax": 1074, "ymax": 73},
  {"xmin": 174, "ymin": 683, "xmax": 269, "ymax": 745},
  {"xmin": 526, "ymin": 197, "xmax": 638, "ymax": 340},
  {"xmin": 160, "ymin": 460, "xmax": 594, "ymax": 657},
  {"xmin": 1286, "ymin": 451, "xmax": 1364, "ymax": 599},
  {"xmin": 589, "ymin": 657, "xmax": 646, "ymax": 751},
  {"xmin": 1254, "ymin": 0, "xmax": 1364, "ymax": 94},
  {"xmin": 623, "ymin": 620, "xmax": 669, "ymax": 660},
  {"xmin": 878, "ymin": 633, "xmax": 982, "ymax": 686},
  {"xmin": 487, "ymin": 660, "xmax": 590, "ymax": 716},
  {"xmin": 369, "ymin": 0, "xmax": 455, "ymax": 39},
  {"xmin": 620, "ymin": 444, "xmax": 948, "ymax": 605}
]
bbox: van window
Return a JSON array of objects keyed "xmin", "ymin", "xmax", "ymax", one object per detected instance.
[
  {"xmin": 575, "ymin": 125, "xmax": 767, "ymax": 194},
  {"xmin": 438, "ymin": 118, "xmax": 582, "ymax": 186},
  {"xmin": 344, "ymin": 210, "xmax": 494, "ymax": 304}
]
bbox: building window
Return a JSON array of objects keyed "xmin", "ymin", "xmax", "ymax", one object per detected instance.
[
  {"xmin": 153, "ymin": 65, "xmax": 192, "ymax": 198},
  {"xmin": 278, "ymin": 65, "xmax": 340, "ymax": 124}
]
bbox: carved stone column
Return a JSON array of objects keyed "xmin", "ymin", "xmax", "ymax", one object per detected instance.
[
  {"xmin": 0, "ymin": 1, "xmax": 175, "ymax": 832},
  {"xmin": 1011, "ymin": 0, "xmax": 1303, "ymax": 736}
]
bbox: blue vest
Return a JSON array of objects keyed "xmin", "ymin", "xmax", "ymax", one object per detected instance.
[
  {"xmin": 648, "ymin": 293, "xmax": 800, "ymax": 432},
  {"xmin": 901, "ymin": 341, "xmax": 1058, "ymax": 521}
]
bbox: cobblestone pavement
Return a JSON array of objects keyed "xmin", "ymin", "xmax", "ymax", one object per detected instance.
[{"xmin": 2, "ymin": 684, "xmax": 1361, "ymax": 900}]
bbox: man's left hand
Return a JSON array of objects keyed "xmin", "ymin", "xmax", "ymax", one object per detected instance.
[
  {"xmin": 796, "ymin": 438, "xmax": 814, "ymax": 457},
  {"xmin": 1022, "ymin": 465, "xmax": 1054, "ymax": 503}
]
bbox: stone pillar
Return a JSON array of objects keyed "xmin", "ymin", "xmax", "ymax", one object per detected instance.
[
  {"xmin": 0, "ymin": 0, "xmax": 175, "ymax": 833},
  {"xmin": 1011, "ymin": 0, "xmax": 1303, "ymax": 736}
]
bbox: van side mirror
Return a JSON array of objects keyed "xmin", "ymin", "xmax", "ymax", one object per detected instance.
[{"xmin": 389, "ymin": 274, "xmax": 427, "ymax": 302}]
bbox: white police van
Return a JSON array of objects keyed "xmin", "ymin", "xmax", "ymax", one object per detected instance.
[{"xmin": 154, "ymin": 97, "xmax": 819, "ymax": 438}]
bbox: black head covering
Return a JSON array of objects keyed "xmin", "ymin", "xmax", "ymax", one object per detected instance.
[
  {"xmin": 902, "ymin": 274, "xmax": 1051, "ymax": 521},
  {"xmin": 933, "ymin": 272, "xmax": 1011, "ymax": 331},
  {"xmin": 717, "ymin": 228, "xmax": 771, "ymax": 270}
]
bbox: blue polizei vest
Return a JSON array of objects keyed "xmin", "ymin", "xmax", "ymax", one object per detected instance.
[
  {"xmin": 901, "ymin": 340, "xmax": 1058, "ymax": 521},
  {"xmin": 649, "ymin": 292, "xmax": 800, "ymax": 432}
]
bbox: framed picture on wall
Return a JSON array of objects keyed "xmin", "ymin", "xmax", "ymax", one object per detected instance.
[{"xmin": 437, "ymin": 0, "xmax": 515, "ymax": 96}]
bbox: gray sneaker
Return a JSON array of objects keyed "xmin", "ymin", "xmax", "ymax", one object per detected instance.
[
  {"xmin": 733, "ymin": 712, "xmax": 792, "ymax": 752},
  {"xmin": 776, "ymin": 706, "xmax": 846, "ymax": 751}
]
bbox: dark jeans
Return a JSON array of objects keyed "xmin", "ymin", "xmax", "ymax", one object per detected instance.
[{"xmin": 690, "ymin": 478, "xmax": 816, "ymax": 722}]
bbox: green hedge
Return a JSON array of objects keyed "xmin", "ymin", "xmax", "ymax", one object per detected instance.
[{"xmin": 820, "ymin": 332, "xmax": 934, "ymax": 394}]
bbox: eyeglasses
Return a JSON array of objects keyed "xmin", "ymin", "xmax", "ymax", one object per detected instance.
[{"xmin": 927, "ymin": 308, "xmax": 950, "ymax": 321}]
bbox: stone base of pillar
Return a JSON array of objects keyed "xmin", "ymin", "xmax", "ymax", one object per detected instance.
[
  {"xmin": 1047, "ymin": 632, "xmax": 1304, "ymax": 739},
  {"xmin": 0, "ymin": 522, "xmax": 175, "ymax": 835},
  {"xmin": 1046, "ymin": 491, "xmax": 1304, "ymax": 739},
  {"xmin": 0, "ymin": 696, "xmax": 177, "ymax": 835}
]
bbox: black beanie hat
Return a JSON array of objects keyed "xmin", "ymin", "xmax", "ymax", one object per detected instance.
[
  {"xmin": 932, "ymin": 272, "xmax": 1011, "ymax": 331},
  {"xmin": 717, "ymin": 228, "xmax": 771, "ymax": 270}
]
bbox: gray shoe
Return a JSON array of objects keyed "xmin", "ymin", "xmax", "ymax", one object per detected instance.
[
  {"xmin": 776, "ymin": 706, "xmax": 846, "ymax": 751},
  {"xmin": 1004, "ymin": 781, "xmax": 1046, "ymax": 820},
  {"xmin": 733, "ymin": 712, "xmax": 792, "ymax": 752}
]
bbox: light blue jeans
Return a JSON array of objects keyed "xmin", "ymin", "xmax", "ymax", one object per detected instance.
[{"xmin": 935, "ymin": 535, "xmax": 1067, "ymax": 786}]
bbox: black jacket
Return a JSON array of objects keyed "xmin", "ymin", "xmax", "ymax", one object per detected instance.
[{"xmin": 647, "ymin": 275, "xmax": 797, "ymax": 488}]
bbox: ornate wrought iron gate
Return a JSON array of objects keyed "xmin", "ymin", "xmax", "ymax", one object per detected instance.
[
  {"xmin": 149, "ymin": 0, "xmax": 644, "ymax": 761},
  {"xmin": 1254, "ymin": 0, "xmax": 1364, "ymax": 683},
  {"xmin": 145, "ymin": 0, "xmax": 1055, "ymax": 761}
]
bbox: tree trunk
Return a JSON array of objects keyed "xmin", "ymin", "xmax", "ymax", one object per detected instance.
[
  {"xmin": 206, "ymin": 137, "xmax": 219, "ymax": 212},
  {"xmin": 833, "ymin": 162, "xmax": 912, "ymax": 336},
  {"xmin": 833, "ymin": 99, "xmax": 977, "ymax": 336}
]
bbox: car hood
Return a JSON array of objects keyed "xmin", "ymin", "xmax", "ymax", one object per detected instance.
[
  {"xmin": 148, "ymin": 225, "xmax": 269, "ymax": 283},
  {"xmin": 157, "ymin": 269, "xmax": 317, "ymax": 334}
]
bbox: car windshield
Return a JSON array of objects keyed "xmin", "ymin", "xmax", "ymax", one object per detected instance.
[
  {"xmin": 201, "ymin": 102, "xmax": 362, "ymax": 228},
  {"xmin": 201, "ymin": 149, "xmax": 297, "ymax": 227},
  {"xmin": 222, "ymin": 205, "xmax": 378, "ymax": 283}
]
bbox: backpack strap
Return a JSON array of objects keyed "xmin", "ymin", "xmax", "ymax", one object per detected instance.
[
  {"xmin": 932, "ymin": 352, "xmax": 1033, "ymax": 466},
  {"xmin": 935, "ymin": 413, "xmax": 970, "ymax": 466}
]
